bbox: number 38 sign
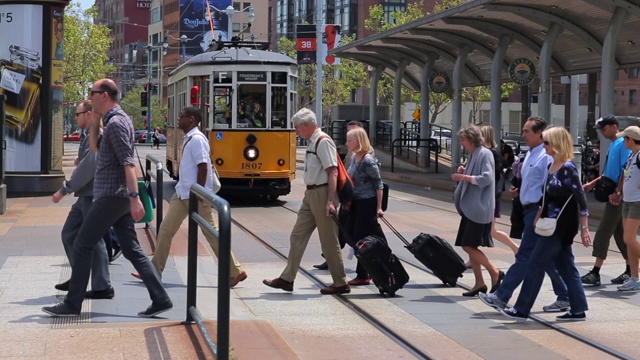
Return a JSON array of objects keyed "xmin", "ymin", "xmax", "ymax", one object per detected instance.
[{"xmin": 296, "ymin": 24, "xmax": 316, "ymax": 64}]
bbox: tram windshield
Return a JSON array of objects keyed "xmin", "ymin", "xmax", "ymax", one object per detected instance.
[{"xmin": 237, "ymin": 84, "xmax": 266, "ymax": 128}]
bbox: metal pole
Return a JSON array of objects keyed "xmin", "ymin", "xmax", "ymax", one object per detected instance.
[
  {"xmin": 0, "ymin": 95, "xmax": 5, "ymax": 215},
  {"xmin": 227, "ymin": 7, "xmax": 233, "ymax": 41},
  {"xmin": 147, "ymin": 48, "xmax": 152, "ymax": 141},
  {"xmin": 315, "ymin": 0, "xmax": 323, "ymax": 124},
  {"xmin": 185, "ymin": 193, "xmax": 198, "ymax": 323},
  {"xmin": 217, "ymin": 201, "xmax": 231, "ymax": 360}
]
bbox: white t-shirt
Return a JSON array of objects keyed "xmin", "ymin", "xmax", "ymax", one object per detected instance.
[
  {"xmin": 623, "ymin": 151, "xmax": 640, "ymax": 202},
  {"xmin": 175, "ymin": 128, "xmax": 214, "ymax": 200}
]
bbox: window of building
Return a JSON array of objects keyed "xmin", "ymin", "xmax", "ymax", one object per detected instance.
[
  {"xmin": 151, "ymin": 7, "xmax": 162, "ymax": 24},
  {"xmin": 614, "ymin": 90, "xmax": 618, "ymax": 105},
  {"xmin": 233, "ymin": 22, "xmax": 241, "ymax": 32},
  {"xmin": 630, "ymin": 89, "xmax": 638, "ymax": 105},
  {"xmin": 630, "ymin": 68, "xmax": 639, "ymax": 78},
  {"xmin": 242, "ymin": 2, "xmax": 252, "ymax": 9},
  {"xmin": 233, "ymin": 2, "xmax": 240, "ymax": 11}
]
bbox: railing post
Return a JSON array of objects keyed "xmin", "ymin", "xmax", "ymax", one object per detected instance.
[
  {"xmin": 217, "ymin": 202, "xmax": 231, "ymax": 360},
  {"xmin": 156, "ymin": 165, "xmax": 163, "ymax": 234},
  {"xmin": 185, "ymin": 194, "xmax": 199, "ymax": 323}
]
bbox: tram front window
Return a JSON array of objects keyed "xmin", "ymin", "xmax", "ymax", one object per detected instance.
[
  {"xmin": 238, "ymin": 84, "xmax": 266, "ymax": 128},
  {"xmin": 213, "ymin": 87, "xmax": 231, "ymax": 129}
]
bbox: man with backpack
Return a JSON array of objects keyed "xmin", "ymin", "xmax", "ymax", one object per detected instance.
[{"xmin": 263, "ymin": 108, "xmax": 350, "ymax": 295}]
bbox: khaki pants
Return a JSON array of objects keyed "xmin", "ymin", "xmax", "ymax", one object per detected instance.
[
  {"xmin": 152, "ymin": 193, "xmax": 244, "ymax": 278},
  {"xmin": 280, "ymin": 187, "xmax": 347, "ymax": 286}
]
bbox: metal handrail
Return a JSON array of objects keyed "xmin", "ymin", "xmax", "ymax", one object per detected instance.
[
  {"xmin": 390, "ymin": 137, "xmax": 439, "ymax": 173},
  {"xmin": 186, "ymin": 184, "xmax": 231, "ymax": 360},
  {"xmin": 145, "ymin": 154, "xmax": 168, "ymax": 235}
]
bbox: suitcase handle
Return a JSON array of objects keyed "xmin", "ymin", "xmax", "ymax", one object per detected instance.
[{"xmin": 380, "ymin": 217, "xmax": 410, "ymax": 246}]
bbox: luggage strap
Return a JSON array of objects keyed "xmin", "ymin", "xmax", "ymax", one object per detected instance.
[{"xmin": 379, "ymin": 217, "xmax": 410, "ymax": 246}]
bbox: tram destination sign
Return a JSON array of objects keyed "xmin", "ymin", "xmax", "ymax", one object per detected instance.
[
  {"xmin": 238, "ymin": 72, "xmax": 266, "ymax": 82},
  {"xmin": 508, "ymin": 58, "xmax": 537, "ymax": 86}
]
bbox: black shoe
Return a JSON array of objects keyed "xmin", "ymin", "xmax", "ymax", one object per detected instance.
[
  {"xmin": 54, "ymin": 279, "xmax": 70, "ymax": 291},
  {"xmin": 490, "ymin": 271, "xmax": 506, "ymax": 293},
  {"xmin": 42, "ymin": 303, "xmax": 80, "ymax": 317},
  {"xmin": 110, "ymin": 247, "xmax": 122, "ymax": 263},
  {"xmin": 313, "ymin": 261, "xmax": 328, "ymax": 270},
  {"xmin": 581, "ymin": 271, "xmax": 601, "ymax": 286},
  {"xmin": 499, "ymin": 307, "xmax": 528, "ymax": 321},
  {"xmin": 138, "ymin": 300, "xmax": 173, "ymax": 318},
  {"xmin": 611, "ymin": 272, "xmax": 630, "ymax": 285},
  {"xmin": 85, "ymin": 287, "xmax": 115, "ymax": 299},
  {"xmin": 462, "ymin": 285, "xmax": 487, "ymax": 297},
  {"xmin": 556, "ymin": 311, "xmax": 586, "ymax": 321}
]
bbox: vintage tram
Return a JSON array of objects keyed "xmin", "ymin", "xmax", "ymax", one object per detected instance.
[{"xmin": 166, "ymin": 44, "xmax": 298, "ymax": 200}]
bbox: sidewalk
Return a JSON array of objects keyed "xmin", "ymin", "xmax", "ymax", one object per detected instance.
[{"xmin": 0, "ymin": 144, "xmax": 297, "ymax": 359}]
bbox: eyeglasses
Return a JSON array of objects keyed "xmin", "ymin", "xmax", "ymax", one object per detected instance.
[
  {"xmin": 75, "ymin": 111, "xmax": 89, "ymax": 116},
  {"xmin": 89, "ymin": 90, "xmax": 107, "ymax": 96},
  {"xmin": 543, "ymin": 140, "xmax": 550, "ymax": 145}
]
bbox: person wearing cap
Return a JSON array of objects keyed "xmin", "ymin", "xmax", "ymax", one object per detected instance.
[
  {"xmin": 581, "ymin": 115, "xmax": 631, "ymax": 286},
  {"xmin": 610, "ymin": 126, "xmax": 640, "ymax": 291}
]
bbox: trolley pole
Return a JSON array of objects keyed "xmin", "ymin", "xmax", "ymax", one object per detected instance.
[{"xmin": 315, "ymin": 0, "xmax": 323, "ymax": 124}]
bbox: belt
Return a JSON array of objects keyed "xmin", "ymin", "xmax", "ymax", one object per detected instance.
[
  {"xmin": 522, "ymin": 203, "xmax": 539, "ymax": 210},
  {"xmin": 306, "ymin": 183, "xmax": 328, "ymax": 190}
]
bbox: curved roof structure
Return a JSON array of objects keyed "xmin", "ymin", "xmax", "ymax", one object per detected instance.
[
  {"xmin": 170, "ymin": 47, "xmax": 296, "ymax": 76},
  {"xmin": 330, "ymin": 0, "xmax": 640, "ymax": 90}
]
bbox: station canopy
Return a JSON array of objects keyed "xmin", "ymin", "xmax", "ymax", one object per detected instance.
[{"xmin": 330, "ymin": 0, "xmax": 640, "ymax": 91}]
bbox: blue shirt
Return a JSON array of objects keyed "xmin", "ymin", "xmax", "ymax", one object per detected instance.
[
  {"xmin": 520, "ymin": 143, "xmax": 552, "ymax": 206},
  {"xmin": 602, "ymin": 137, "xmax": 631, "ymax": 184}
]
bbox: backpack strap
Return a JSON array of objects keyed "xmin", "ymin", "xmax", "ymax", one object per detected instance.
[{"xmin": 312, "ymin": 134, "xmax": 331, "ymax": 154}]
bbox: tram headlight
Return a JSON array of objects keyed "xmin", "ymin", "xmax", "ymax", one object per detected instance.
[{"xmin": 244, "ymin": 146, "xmax": 259, "ymax": 161}]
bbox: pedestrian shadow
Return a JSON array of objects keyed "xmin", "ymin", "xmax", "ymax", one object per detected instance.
[
  {"xmin": 344, "ymin": 292, "xmax": 405, "ymax": 300},
  {"xmin": 410, "ymin": 295, "xmax": 457, "ymax": 304},
  {"xmin": 241, "ymin": 292, "xmax": 319, "ymax": 301},
  {"xmin": 121, "ymin": 281, "xmax": 188, "ymax": 289},
  {"xmin": 584, "ymin": 287, "xmax": 636, "ymax": 300},
  {"xmin": 10, "ymin": 295, "xmax": 59, "ymax": 306}
]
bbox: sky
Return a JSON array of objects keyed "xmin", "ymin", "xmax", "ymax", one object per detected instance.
[{"xmin": 76, "ymin": 0, "xmax": 95, "ymax": 10}]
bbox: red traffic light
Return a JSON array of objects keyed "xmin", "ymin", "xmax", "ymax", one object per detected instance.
[
  {"xmin": 143, "ymin": 84, "xmax": 148, "ymax": 91},
  {"xmin": 190, "ymin": 85, "xmax": 200, "ymax": 105}
]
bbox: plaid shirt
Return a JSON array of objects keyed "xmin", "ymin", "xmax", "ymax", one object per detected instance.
[{"xmin": 93, "ymin": 106, "xmax": 136, "ymax": 199}]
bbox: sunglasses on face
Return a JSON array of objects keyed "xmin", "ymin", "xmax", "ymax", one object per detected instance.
[
  {"xmin": 76, "ymin": 111, "xmax": 89, "ymax": 116},
  {"xmin": 90, "ymin": 90, "xmax": 107, "ymax": 96}
]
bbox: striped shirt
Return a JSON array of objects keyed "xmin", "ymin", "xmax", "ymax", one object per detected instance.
[{"xmin": 93, "ymin": 106, "xmax": 136, "ymax": 199}]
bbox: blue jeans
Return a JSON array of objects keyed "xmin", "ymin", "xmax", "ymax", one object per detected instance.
[
  {"xmin": 495, "ymin": 207, "xmax": 568, "ymax": 303},
  {"xmin": 514, "ymin": 234, "xmax": 589, "ymax": 315},
  {"xmin": 64, "ymin": 197, "xmax": 170, "ymax": 311}
]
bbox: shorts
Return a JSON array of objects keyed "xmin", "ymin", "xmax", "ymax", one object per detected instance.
[{"xmin": 622, "ymin": 201, "xmax": 640, "ymax": 220}]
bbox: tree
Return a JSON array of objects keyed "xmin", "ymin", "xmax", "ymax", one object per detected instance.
[
  {"xmin": 120, "ymin": 86, "xmax": 167, "ymax": 130},
  {"xmin": 63, "ymin": 3, "xmax": 115, "ymax": 102},
  {"xmin": 463, "ymin": 83, "xmax": 518, "ymax": 124}
]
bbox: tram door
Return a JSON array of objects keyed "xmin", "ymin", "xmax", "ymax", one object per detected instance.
[{"xmin": 212, "ymin": 70, "xmax": 232, "ymax": 129}]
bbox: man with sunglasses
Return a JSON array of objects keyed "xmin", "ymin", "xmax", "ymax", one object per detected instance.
[
  {"xmin": 43, "ymin": 79, "xmax": 172, "ymax": 318},
  {"xmin": 51, "ymin": 100, "xmax": 112, "ymax": 299}
]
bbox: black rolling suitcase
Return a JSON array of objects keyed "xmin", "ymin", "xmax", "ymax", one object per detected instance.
[
  {"xmin": 381, "ymin": 217, "xmax": 465, "ymax": 286},
  {"xmin": 355, "ymin": 235, "xmax": 409, "ymax": 297}
]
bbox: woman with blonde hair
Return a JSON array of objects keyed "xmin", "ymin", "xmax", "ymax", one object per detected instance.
[
  {"xmin": 345, "ymin": 127, "xmax": 386, "ymax": 285},
  {"xmin": 480, "ymin": 126, "xmax": 519, "ymax": 255},
  {"xmin": 452, "ymin": 124, "xmax": 504, "ymax": 296},
  {"xmin": 499, "ymin": 127, "xmax": 590, "ymax": 321}
]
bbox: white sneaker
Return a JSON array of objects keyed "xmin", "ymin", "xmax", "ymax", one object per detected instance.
[{"xmin": 617, "ymin": 277, "xmax": 640, "ymax": 291}]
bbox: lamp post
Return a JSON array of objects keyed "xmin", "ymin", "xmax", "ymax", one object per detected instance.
[
  {"xmin": 207, "ymin": 4, "xmax": 255, "ymax": 41},
  {"xmin": 145, "ymin": 39, "xmax": 169, "ymax": 142}
]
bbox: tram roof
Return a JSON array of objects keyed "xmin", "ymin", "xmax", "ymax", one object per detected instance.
[
  {"xmin": 170, "ymin": 47, "xmax": 297, "ymax": 77},
  {"xmin": 329, "ymin": 0, "xmax": 640, "ymax": 90}
]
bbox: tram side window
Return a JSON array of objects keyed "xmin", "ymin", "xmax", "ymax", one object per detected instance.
[
  {"xmin": 271, "ymin": 86, "xmax": 287, "ymax": 128},
  {"xmin": 238, "ymin": 84, "xmax": 266, "ymax": 128},
  {"xmin": 213, "ymin": 87, "xmax": 231, "ymax": 129}
]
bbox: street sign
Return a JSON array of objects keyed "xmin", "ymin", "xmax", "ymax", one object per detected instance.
[{"xmin": 296, "ymin": 24, "xmax": 316, "ymax": 64}]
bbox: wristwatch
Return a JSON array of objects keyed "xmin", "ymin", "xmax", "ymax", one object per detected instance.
[{"xmin": 128, "ymin": 191, "xmax": 139, "ymax": 198}]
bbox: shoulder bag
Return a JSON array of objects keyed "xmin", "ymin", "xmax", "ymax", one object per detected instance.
[{"xmin": 535, "ymin": 169, "xmax": 573, "ymax": 237}]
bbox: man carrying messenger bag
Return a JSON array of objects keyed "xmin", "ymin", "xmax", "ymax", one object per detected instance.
[{"xmin": 582, "ymin": 115, "xmax": 632, "ymax": 286}]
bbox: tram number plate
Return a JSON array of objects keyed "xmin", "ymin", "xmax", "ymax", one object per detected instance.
[{"xmin": 242, "ymin": 163, "xmax": 263, "ymax": 169}]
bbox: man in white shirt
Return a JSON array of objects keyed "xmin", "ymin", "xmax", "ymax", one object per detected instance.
[{"xmin": 131, "ymin": 107, "xmax": 247, "ymax": 287}]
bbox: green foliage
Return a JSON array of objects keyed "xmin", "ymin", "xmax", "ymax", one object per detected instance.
[
  {"xmin": 63, "ymin": 3, "xmax": 115, "ymax": 102},
  {"xmin": 120, "ymin": 87, "xmax": 167, "ymax": 130}
]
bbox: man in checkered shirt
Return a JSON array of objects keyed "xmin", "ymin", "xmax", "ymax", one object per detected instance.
[{"xmin": 43, "ymin": 79, "xmax": 172, "ymax": 318}]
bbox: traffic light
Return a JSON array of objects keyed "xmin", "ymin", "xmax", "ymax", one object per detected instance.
[
  {"xmin": 141, "ymin": 91, "xmax": 148, "ymax": 107},
  {"xmin": 190, "ymin": 85, "xmax": 200, "ymax": 105},
  {"xmin": 141, "ymin": 110, "xmax": 147, "ymax": 116}
]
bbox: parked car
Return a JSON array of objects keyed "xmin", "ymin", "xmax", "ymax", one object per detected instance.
[
  {"xmin": 135, "ymin": 129, "xmax": 147, "ymax": 143},
  {"xmin": 157, "ymin": 134, "xmax": 167, "ymax": 144},
  {"xmin": 63, "ymin": 131, "xmax": 81, "ymax": 142}
]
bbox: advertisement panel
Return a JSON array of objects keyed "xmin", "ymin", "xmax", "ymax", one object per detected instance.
[
  {"xmin": 180, "ymin": 0, "xmax": 231, "ymax": 59},
  {"xmin": 0, "ymin": 4, "xmax": 43, "ymax": 172},
  {"xmin": 51, "ymin": 6, "xmax": 64, "ymax": 171}
]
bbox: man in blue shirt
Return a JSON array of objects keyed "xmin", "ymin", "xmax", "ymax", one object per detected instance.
[
  {"xmin": 479, "ymin": 116, "xmax": 569, "ymax": 316},
  {"xmin": 581, "ymin": 115, "xmax": 630, "ymax": 285}
]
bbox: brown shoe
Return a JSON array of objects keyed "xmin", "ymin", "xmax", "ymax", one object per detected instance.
[
  {"xmin": 230, "ymin": 271, "xmax": 248, "ymax": 288},
  {"xmin": 263, "ymin": 277, "xmax": 294, "ymax": 292},
  {"xmin": 320, "ymin": 284, "xmax": 351, "ymax": 295}
]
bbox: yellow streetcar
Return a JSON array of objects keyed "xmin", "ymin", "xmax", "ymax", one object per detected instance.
[{"xmin": 165, "ymin": 43, "xmax": 298, "ymax": 200}]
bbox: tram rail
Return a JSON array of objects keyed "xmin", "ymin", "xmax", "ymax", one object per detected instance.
[{"xmin": 271, "ymin": 196, "xmax": 631, "ymax": 360}]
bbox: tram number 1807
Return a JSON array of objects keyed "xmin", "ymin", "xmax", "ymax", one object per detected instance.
[{"xmin": 241, "ymin": 162, "xmax": 263, "ymax": 169}]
